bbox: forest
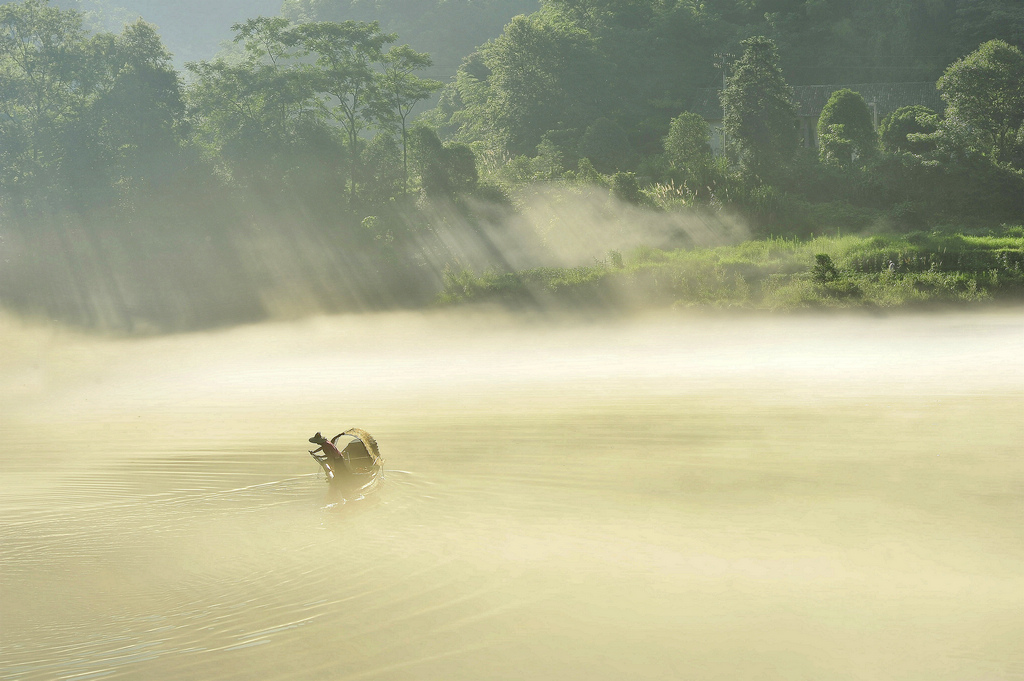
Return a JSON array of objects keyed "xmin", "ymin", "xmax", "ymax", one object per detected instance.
[{"xmin": 1, "ymin": 0, "xmax": 1023, "ymax": 330}]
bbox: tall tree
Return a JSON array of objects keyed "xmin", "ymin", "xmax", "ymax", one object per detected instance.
[
  {"xmin": 379, "ymin": 44, "xmax": 441, "ymax": 194},
  {"xmin": 292, "ymin": 20, "xmax": 396, "ymax": 203},
  {"xmin": 938, "ymin": 39, "xmax": 1024, "ymax": 166},
  {"xmin": 720, "ymin": 36, "xmax": 796, "ymax": 180}
]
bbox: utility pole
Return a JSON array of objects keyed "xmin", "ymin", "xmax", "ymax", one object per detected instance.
[
  {"xmin": 713, "ymin": 52, "xmax": 734, "ymax": 90},
  {"xmin": 712, "ymin": 53, "xmax": 734, "ymax": 157}
]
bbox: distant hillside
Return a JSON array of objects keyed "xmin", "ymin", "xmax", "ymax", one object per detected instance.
[
  {"xmin": 281, "ymin": 0, "xmax": 540, "ymax": 82},
  {"xmin": 49, "ymin": 0, "xmax": 537, "ymax": 75},
  {"xmin": 54, "ymin": 0, "xmax": 284, "ymax": 63}
]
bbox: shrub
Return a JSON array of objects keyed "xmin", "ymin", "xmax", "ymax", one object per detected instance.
[
  {"xmin": 811, "ymin": 254, "xmax": 840, "ymax": 282},
  {"xmin": 611, "ymin": 171, "xmax": 643, "ymax": 205},
  {"xmin": 571, "ymin": 157, "xmax": 607, "ymax": 186},
  {"xmin": 664, "ymin": 111, "xmax": 712, "ymax": 173},
  {"xmin": 879, "ymin": 105, "xmax": 940, "ymax": 155}
]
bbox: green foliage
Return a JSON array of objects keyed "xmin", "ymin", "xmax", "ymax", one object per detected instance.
[
  {"xmin": 720, "ymin": 36, "xmax": 797, "ymax": 181},
  {"xmin": 184, "ymin": 15, "xmax": 440, "ymax": 207},
  {"xmin": 953, "ymin": 0, "xmax": 1024, "ymax": 58},
  {"xmin": 569, "ymin": 157, "xmax": 607, "ymax": 186},
  {"xmin": 578, "ymin": 117, "xmax": 631, "ymax": 173},
  {"xmin": 289, "ymin": 20, "xmax": 397, "ymax": 201},
  {"xmin": 938, "ymin": 39, "xmax": 1024, "ymax": 166},
  {"xmin": 817, "ymin": 89, "xmax": 877, "ymax": 166},
  {"xmin": 0, "ymin": 1, "xmax": 189, "ymax": 212},
  {"xmin": 430, "ymin": 0, "xmax": 724, "ymax": 166},
  {"xmin": 879, "ymin": 105, "xmax": 940, "ymax": 155},
  {"xmin": 817, "ymin": 124, "xmax": 854, "ymax": 168},
  {"xmin": 361, "ymin": 132, "xmax": 404, "ymax": 206},
  {"xmin": 0, "ymin": 0, "xmax": 91, "ymax": 203},
  {"xmin": 533, "ymin": 135, "xmax": 566, "ymax": 180},
  {"xmin": 423, "ymin": 0, "xmax": 1022, "ymax": 193},
  {"xmin": 185, "ymin": 18, "xmax": 323, "ymax": 191},
  {"xmin": 858, "ymin": 147, "xmax": 1024, "ymax": 227},
  {"xmin": 439, "ymin": 263, "xmax": 616, "ymax": 308},
  {"xmin": 6, "ymin": 0, "xmax": 1024, "ymax": 329},
  {"xmin": 416, "ymin": 12, "xmax": 606, "ymax": 158}
]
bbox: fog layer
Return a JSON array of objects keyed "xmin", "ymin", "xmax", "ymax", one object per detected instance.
[{"xmin": 2, "ymin": 310, "xmax": 1023, "ymax": 680}]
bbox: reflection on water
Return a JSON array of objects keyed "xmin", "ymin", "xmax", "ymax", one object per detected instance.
[{"xmin": 1, "ymin": 310, "xmax": 1023, "ymax": 680}]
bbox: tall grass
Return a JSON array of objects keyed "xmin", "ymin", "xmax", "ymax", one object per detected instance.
[{"xmin": 438, "ymin": 228, "xmax": 1024, "ymax": 311}]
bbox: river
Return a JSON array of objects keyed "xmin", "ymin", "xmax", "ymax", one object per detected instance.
[{"xmin": 1, "ymin": 309, "xmax": 1022, "ymax": 680}]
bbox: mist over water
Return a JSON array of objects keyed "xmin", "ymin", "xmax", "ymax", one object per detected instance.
[{"xmin": 2, "ymin": 309, "xmax": 1023, "ymax": 680}]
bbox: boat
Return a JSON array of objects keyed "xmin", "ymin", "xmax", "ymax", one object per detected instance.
[{"xmin": 308, "ymin": 428, "xmax": 383, "ymax": 495}]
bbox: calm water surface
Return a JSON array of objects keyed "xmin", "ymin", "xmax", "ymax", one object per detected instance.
[{"xmin": 1, "ymin": 310, "xmax": 1023, "ymax": 680}]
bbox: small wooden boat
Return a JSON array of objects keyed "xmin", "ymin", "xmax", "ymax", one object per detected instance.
[{"xmin": 308, "ymin": 428, "xmax": 383, "ymax": 495}]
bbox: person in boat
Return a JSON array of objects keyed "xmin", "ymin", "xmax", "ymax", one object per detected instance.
[
  {"xmin": 309, "ymin": 432, "xmax": 343, "ymax": 459},
  {"xmin": 309, "ymin": 432, "xmax": 344, "ymax": 481},
  {"xmin": 308, "ymin": 429, "xmax": 383, "ymax": 482}
]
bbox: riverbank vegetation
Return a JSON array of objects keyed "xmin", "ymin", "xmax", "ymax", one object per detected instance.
[
  {"xmin": 438, "ymin": 228, "xmax": 1024, "ymax": 311},
  {"xmin": 1, "ymin": 0, "xmax": 1023, "ymax": 330}
]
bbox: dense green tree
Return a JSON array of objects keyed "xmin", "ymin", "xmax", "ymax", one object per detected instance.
[
  {"xmin": 478, "ymin": 14, "xmax": 604, "ymax": 155},
  {"xmin": 0, "ymin": 0, "xmax": 187, "ymax": 210},
  {"xmin": 532, "ymin": 134, "xmax": 565, "ymax": 180},
  {"xmin": 610, "ymin": 170, "xmax": 641, "ymax": 204},
  {"xmin": 422, "ymin": 1, "xmax": 712, "ymax": 169},
  {"xmin": 409, "ymin": 125, "xmax": 477, "ymax": 198},
  {"xmin": 938, "ymin": 39, "xmax": 1024, "ymax": 166},
  {"xmin": 720, "ymin": 36, "xmax": 796, "ymax": 180},
  {"xmin": 186, "ymin": 18, "xmax": 436, "ymax": 206},
  {"xmin": 663, "ymin": 111, "xmax": 712, "ymax": 173},
  {"xmin": 0, "ymin": 0, "xmax": 91, "ymax": 207},
  {"xmin": 817, "ymin": 89, "xmax": 876, "ymax": 166},
  {"xmin": 185, "ymin": 17, "xmax": 324, "ymax": 190},
  {"xmin": 92, "ymin": 20, "xmax": 184, "ymax": 189},
  {"xmin": 879, "ymin": 105, "xmax": 940, "ymax": 155}
]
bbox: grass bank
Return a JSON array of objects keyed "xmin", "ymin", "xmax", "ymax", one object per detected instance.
[{"xmin": 438, "ymin": 227, "xmax": 1024, "ymax": 311}]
